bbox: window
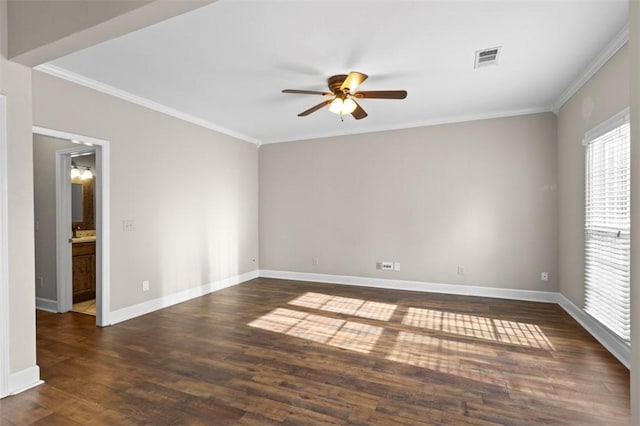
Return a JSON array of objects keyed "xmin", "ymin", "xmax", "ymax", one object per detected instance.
[{"xmin": 584, "ymin": 108, "xmax": 630, "ymax": 343}]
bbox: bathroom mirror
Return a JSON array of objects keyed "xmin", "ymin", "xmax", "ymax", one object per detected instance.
[
  {"xmin": 71, "ymin": 176, "xmax": 95, "ymax": 230},
  {"xmin": 71, "ymin": 183, "xmax": 83, "ymax": 221}
]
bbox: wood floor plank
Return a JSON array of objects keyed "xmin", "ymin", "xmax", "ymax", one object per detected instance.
[{"xmin": 0, "ymin": 277, "xmax": 630, "ymax": 424}]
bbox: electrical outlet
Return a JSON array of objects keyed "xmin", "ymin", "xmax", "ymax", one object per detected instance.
[
  {"xmin": 457, "ymin": 266, "xmax": 464, "ymax": 275},
  {"xmin": 394, "ymin": 262, "xmax": 401, "ymax": 271},
  {"xmin": 381, "ymin": 262, "xmax": 393, "ymax": 270},
  {"xmin": 142, "ymin": 280, "xmax": 150, "ymax": 292},
  {"xmin": 37, "ymin": 277, "xmax": 44, "ymax": 288},
  {"xmin": 312, "ymin": 257, "xmax": 319, "ymax": 266},
  {"xmin": 541, "ymin": 272, "xmax": 549, "ymax": 281},
  {"xmin": 123, "ymin": 220, "xmax": 135, "ymax": 232}
]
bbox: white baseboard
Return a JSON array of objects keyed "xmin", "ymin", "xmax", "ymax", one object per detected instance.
[
  {"xmin": 35, "ymin": 297, "xmax": 57, "ymax": 313},
  {"xmin": 9, "ymin": 365, "xmax": 43, "ymax": 395},
  {"xmin": 557, "ymin": 295, "xmax": 630, "ymax": 369},
  {"xmin": 109, "ymin": 270, "xmax": 259, "ymax": 325},
  {"xmin": 258, "ymin": 270, "xmax": 559, "ymax": 303}
]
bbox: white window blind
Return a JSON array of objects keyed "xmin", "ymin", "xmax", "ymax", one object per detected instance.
[{"xmin": 584, "ymin": 109, "xmax": 630, "ymax": 343}]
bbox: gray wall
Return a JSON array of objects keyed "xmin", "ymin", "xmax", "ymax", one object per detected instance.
[
  {"xmin": 33, "ymin": 70, "xmax": 259, "ymax": 312},
  {"xmin": 7, "ymin": 0, "xmax": 152, "ymax": 58},
  {"xmin": 556, "ymin": 44, "xmax": 629, "ymax": 307},
  {"xmin": 1, "ymin": 54, "xmax": 36, "ymax": 375},
  {"xmin": 260, "ymin": 112, "xmax": 558, "ymax": 292},
  {"xmin": 32, "ymin": 135, "xmax": 78, "ymax": 302},
  {"xmin": 6, "ymin": 0, "xmax": 215, "ymax": 66}
]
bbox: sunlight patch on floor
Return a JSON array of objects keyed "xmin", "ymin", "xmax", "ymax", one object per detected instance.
[
  {"xmin": 387, "ymin": 331, "xmax": 507, "ymax": 387},
  {"xmin": 249, "ymin": 308, "xmax": 383, "ymax": 353},
  {"xmin": 289, "ymin": 292, "xmax": 397, "ymax": 321},
  {"xmin": 249, "ymin": 294, "xmax": 555, "ymax": 379},
  {"xmin": 402, "ymin": 307, "xmax": 555, "ymax": 350}
]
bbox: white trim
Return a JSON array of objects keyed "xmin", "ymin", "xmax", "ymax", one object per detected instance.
[
  {"xmin": 109, "ymin": 270, "xmax": 259, "ymax": 325},
  {"xmin": 35, "ymin": 297, "xmax": 58, "ymax": 313},
  {"xmin": 33, "ymin": 126, "xmax": 107, "ymax": 147},
  {"xmin": 261, "ymin": 106, "xmax": 553, "ymax": 145},
  {"xmin": 8, "ymin": 366, "xmax": 43, "ymax": 395},
  {"xmin": 258, "ymin": 270, "xmax": 559, "ymax": 303},
  {"xmin": 35, "ymin": 64, "xmax": 554, "ymax": 147},
  {"xmin": 553, "ymin": 24, "xmax": 629, "ymax": 113},
  {"xmin": 34, "ymin": 64, "xmax": 261, "ymax": 146},
  {"xmin": 558, "ymin": 294, "xmax": 630, "ymax": 369},
  {"xmin": 54, "ymin": 149, "xmax": 74, "ymax": 314},
  {"xmin": 33, "ymin": 127, "xmax": 111, "ymax": 327},
  {"xmin": 33, "ymin": 26, "xmax": 629, "ymax": 145},
  {"xmin": 95, "ymin": 142, "xmax": 110, "ymax": 328},
  {"xmin": 582, "ymin": 106, "xmax": 630, "ymax": 145},
  {"xmin": 0, "ymin": 95, "xmax": 9, "ymax": 399}
]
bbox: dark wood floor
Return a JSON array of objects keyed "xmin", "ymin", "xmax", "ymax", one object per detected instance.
[{"xmin": 0, "ymin": 278, "xmax": 629, "ymax": 425}]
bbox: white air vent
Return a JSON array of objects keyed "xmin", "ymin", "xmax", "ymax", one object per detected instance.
[{"xmin": 474, "ymin": 47, "xmax": 501, "ymax": 68}]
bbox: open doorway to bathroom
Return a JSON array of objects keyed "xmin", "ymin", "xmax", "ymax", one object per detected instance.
[
  {"xmin": 32, "ymin": 127, "xmax": 110, "ymax": 327},
  {"xmin": 69, "ymin": 150, "xmax": 97, "ymax": 316}
]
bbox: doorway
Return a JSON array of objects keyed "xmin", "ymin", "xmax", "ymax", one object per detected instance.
[
  {"xmin": 69, "ymin": 149, "xmax": 97, "ymax": 315},
  {"xmin": 32, "ymin": 127, "xmax": 111, "ymax": 327}
]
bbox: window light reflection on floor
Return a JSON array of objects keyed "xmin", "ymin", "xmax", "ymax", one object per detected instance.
[
  {"xmin": 402, "ymin": 307, "xmax": 555, "ymax": 350},
  {"xmin": 289, "ymin": 292, "xmax": 397, "ymax": 321},
  {"xmin": 248, "ymin": 308, "xmax": 383, "ymax": 353},
  {"xmin": 387, "ymin": 331, "xmax": 508, "ymax": 387}
]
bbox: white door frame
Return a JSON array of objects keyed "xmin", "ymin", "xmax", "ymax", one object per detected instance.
[
  {"xmin": 0, "ymin": 95, "xmax": 10, "ymax": 398},
  {"xmin": 33, "ymin": 127, "xmax": 111, "ymax": 327},
  {"xmin": 56, "ymin": 146, "xmax": 94, "ymax": 314}
]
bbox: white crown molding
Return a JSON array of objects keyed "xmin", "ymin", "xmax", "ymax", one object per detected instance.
[
  {"xmin": 553, "ymin": 24, "xmax": 629, "ymax": 114},
  {"xmin": 34, "ymin": 64, "xmax": 262, "ymax": 146},
  {"xmin": 34, "ymin": 63, "xmax": 553, "ymax": 146},
  {"xmin": 9, "ymin": 366, "xmax": 43, "ymax": 396},
  {"xmin": 260, "ymin": 106, "xmax": 554, "ymax": 145},
  {"xmin": 258, "ymin": 270, "xmax": 559, "ymax": 303},
  {"xmin": 35, "ymin": 297, "xmax": 58, "ymax": 313},
  {"xmin": 109, "ymin": 270, "xmax": 258, "ymax": 325},
  {"xmin": 557, "ymin": 294, "xmax": 630, "ymax": 369}
]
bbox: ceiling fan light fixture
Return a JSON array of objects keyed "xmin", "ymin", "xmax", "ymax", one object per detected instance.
[
  {"xmin": 329, "ymin": 97, "xmax": 344, "ymax": 114},
  {"xmin": 282, "ymin": 71, "xmax": 406, "ymax": 119},
  {"xmin": 342, "ymin": 98, "xmax": 357, "ymax": 114},
  {"xmin": 329, "ymin": 97, "xmax": 357, "ymax": 115}
]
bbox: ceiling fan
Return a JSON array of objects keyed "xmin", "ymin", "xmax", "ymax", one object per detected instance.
[{"xmin": 282, "ymin": 71, "xmax": 407, "ymax": 120}]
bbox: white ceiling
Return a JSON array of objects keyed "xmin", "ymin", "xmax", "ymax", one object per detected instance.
[{"xmin": 45, "ymin": 0, "xmax": 628, "ymax": 144}]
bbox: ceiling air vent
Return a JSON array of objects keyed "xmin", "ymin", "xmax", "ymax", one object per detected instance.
[{"xmin": 474, "ymin": 47, "xmax": 501, "ymax": 68}]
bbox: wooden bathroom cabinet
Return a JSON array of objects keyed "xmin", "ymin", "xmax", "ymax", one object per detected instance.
[{"xmin": 72, "ymin": 241, "xmax": 96, "ymax": 303}]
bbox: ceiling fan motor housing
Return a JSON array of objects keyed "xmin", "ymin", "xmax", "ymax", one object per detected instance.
[{"xmin": 328, "ymin": 75, "xmax": 349, "ymax": 95}]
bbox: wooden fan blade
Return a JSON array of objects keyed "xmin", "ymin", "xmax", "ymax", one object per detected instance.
[
  {"xmin": 298, "ymin": 99, "xmax": 333, "ymax": 117},
  {"xmin": 340, "ymin": 72, "xmax": 368, "ymax": 93},
  {"xmin": 353, "ymin": 90, "xmax": 407, "ymax": 99},
  {"xmin": 283, "ymin": 89, "xmax": 333, "ymax": 96},
  {"xmin": 351, "ymin": 101, "xmax": 368, "ymax": 120}
]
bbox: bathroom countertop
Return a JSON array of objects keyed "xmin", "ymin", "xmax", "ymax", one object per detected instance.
[
  {"xmin": 71, "ymin": 236, "xmax": 96, "ymax": 243},
  {"xmin": 72, "ymin": 230, "xmax": 96, "ymax": 243}
]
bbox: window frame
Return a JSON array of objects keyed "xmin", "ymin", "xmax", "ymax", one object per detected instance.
[{"xmin": 583, "ymin": 107, "xmax": 631, "ymax": 345}]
